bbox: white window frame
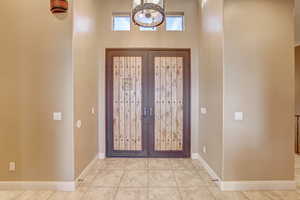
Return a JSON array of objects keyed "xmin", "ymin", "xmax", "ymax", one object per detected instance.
[{"xmin": 139, "ymin": 26, "xmax": 158, "ymax": 31}]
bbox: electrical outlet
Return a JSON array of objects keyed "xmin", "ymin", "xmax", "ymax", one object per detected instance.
[
  {"xmin": 91, "ymin": 107, "xmax": 95, "ymax": 114},
  {"xmin": 53, "ymin": 112, "xmax": 62, "ymax": 121},
  {"xmin": 203, "ymin": 146, "xmax": 207, "ymax": 154},
  {"xmin": 9, "ymin": 162, "xmax": 16, "ymax": 171},
  {"xmin": 201, "ymin": 107, "xmax": 207, "ymax": 114},
  {"xmin": 234, "ymin": 112, "xmax": 243, "ymax": 121}
]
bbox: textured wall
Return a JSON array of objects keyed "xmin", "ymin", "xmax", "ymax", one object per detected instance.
[
  {"xmin": 223, "ymin": 0, "xmax": 295, "ymax": 181},
  {"xmin": 73, "ymin": 0, "xmax": 99, "ymax": 178},
  {"xmin": 0, "ymin": 1, "xmax": 74, "ymax": 181}
]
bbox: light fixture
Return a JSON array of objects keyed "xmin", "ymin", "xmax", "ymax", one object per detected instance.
[
  {"xmin": 201, "ymin": 0, "xmax": 207, "ymax": 8},
  {"xmin": 50, "ymin": 0, "xmax": 68, "ymax": 14},
  {"xmin": 132, "ymin": 0, "xmax": 165, "ymax": 28}
]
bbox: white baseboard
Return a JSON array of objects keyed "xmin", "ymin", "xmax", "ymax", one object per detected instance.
[
  {"xmin": 197, "ymin": 154, "xmax": 221, "ymax": 187},
  {"xmin": 0, "ymin": 181, "xmax": 75, "ymax": 191},
  {"xmin": 75, "ymin": 155, "xmax": 98, "ymax": 186},
  {"xmin": 0, "ymin": 156, "xmax": 99, "ymax": 191},
  {"xmin": 220, "ymin": 181, "xmax": 296, "ymax": 191},
  {"xmin": 98, "ymin": 153, "xmax": 105, "ymax": 159},
  {"xmin": 196, "ymin": 154, "xmax": 296, "ymax": 191}
]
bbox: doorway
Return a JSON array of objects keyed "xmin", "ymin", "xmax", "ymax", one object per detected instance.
[{"xmin": 106, "ymin": 49, "xmax": 191, "ymax": 158}]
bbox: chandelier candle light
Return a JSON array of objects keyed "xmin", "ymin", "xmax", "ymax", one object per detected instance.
[{"xmin": 132, "ymin": 0, "xmax": 165, "ymax": 28}]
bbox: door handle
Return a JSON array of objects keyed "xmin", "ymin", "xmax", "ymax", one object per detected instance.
[
  {"xmin": 149, "ymin": 107, "xmax": 153, "ymax": 117},
  {"xmin": 143, "ymin": 107, "xmax": 147, "ymax": 117}
]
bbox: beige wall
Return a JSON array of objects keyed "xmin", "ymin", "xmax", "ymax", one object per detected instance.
[
  {"xmin": 96, "ymin": 0, "xmax": 201, "ymax": 155},
  {"xmin": 0, "ymin": 0, "xmax": 295, "ymax": 184},
  {"xmin": 198, "ymin": 0, "xmax": 224, "ymax": 178},
  {"xmin": 73, "ymin": 0, "xmax": 99, "ymax": 178},
  {"xmin": 296, "ymin": 46, "xmax": 300, "ymax": 115},
  {"xmin": 0, "ymin": 1, "xmax": 74, "ymax": 181},
  {"xmin": 296, "ymin": 0, "xmax": 300, "ymax": 44},
  {"xmin": 223, "ymin": 0, "xmax": 295, "ymax": 181}
]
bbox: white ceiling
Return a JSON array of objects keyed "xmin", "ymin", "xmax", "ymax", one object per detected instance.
[{"xmin": 296, "ymin": 0, "xmax": 300, "ymax": 45}]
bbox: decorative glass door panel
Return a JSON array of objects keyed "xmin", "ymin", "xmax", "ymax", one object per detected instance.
[
  {"xmin": 154, "ymin": 57, "xmax": 183, "ymax": 151},
  {"xmin": 113, "ymin": 56, "xmax": 142, "ymax": 151},
  {"xmin": 106, "ymin": 49, "xmax": 190, "ymax": 158}
]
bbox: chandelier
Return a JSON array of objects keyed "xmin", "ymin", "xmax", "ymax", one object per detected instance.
[{"xmin": 132, "ymin": 0, "xmax": 165, "ymax": 28}]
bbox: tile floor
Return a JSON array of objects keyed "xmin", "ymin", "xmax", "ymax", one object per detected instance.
[{"xmin": 1, "ymin": 156, "xmax": 300, "ymax": 200}]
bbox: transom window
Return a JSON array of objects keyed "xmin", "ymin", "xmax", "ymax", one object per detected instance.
[
  {"xmin": 112, "ymin": 12, "xmax": 184, "ymax": 32},
  {"xmin": 113, "ymin": 15, "xmax": 131, "ymax": 31},
  {"xmin": 166, "ymin": 15, "xmax": 184, "ymax": 31}
]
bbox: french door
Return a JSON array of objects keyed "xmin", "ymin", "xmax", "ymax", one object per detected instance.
[{"xmin": 106, "ymin": 49, "xmax": 190, "ymax": 158}]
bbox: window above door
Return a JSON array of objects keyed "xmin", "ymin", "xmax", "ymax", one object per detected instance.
[
  {"xmin": 112, "ymin": 12, "xmax": 185, "ymax": 32},
  {"xmin": 113, "ymin": 14, "xmax": 131, "ymax": 31}
]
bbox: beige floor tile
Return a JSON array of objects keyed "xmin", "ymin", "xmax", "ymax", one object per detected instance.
[
  {"xmin": 88, "ymin": 168, "xmax": 101, "ymax": 176},
  {"xmin": 198, "ymin": 170, "xmax": 217, "ymax": 186},
  {"xmin": 78, "ymin": 173, "xmax": 97, "ymax": 187},
  {"xmin": 91, "ymin": 170, "xmax": 124, "ymax": 187},
  {"xmin": 15, "ymin": 191, "xmax": 54, "ymax": 200},
  {"xmin": 169, "ymin": 159, "xmax": 196, "ymax": 170},
  {"xmin": 179, "ymin": 187, "xmax": 215, "ymax": 200},
  {"xmin": 120, "ymin": 170, "xmax": 148, "ymax": 187},
  {"xmin": 263, "ymin": 191, "xmax": 297, "ymax": 200},
  {"xmin": 94, "ymin": 160, "xmax": 107, "ymax": 169},
  {"xmin": 149, "ymin": 170, "xmax": 177, "ymax": 187},
  {"xmin": 0, "ymin": 191, "xmax": 24, "ymax": 200},
  {"xmin": 209, "ymin": 186, "xmax": 248, "ymax": 200},
  {"xmin": 149, "ymin": 159, "xmax": 172, "ymax": 170},
  {"xmin": 103, "ymin": 158, "xmax": 127, "ymax": 169},
  {"xmin": 191, "ymin": 160, "xmax": 206, "ymax": 171},
  {"xmin": 296, "ymin": 169, "xmax": 300, "ymax": 177},
  {"xmin": 243, "ymin": 191, "xmax": 274, "ymax": 200},
  {"xmin": 83, "ymin": 188, "xmax": 117, "ymax": 200},
  {"xmin": 297, "ymin": 184, "xmax": 300, "ymax": 192},
  {"xmin": 125, "ymin": 159, "xmax": 148, "ymax": 170},
  {"xmin": 115, "ymin": 188, "xmax": 147, "ymax": 200},
  {"xmin": 149, "ymin": 188, "xmax": 181, "ymax": 200},
  {"xmin": 48, "ymin": 189, "xmax": 87, "ymax": 200},
  {"xmin": 174, "ymin": 170, "xmax": 205, "ymax": 187},
  {"xmin": 7, "ymin": 157, "xmax": 300, "ymax": 200}
]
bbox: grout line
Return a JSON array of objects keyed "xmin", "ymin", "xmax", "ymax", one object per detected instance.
[
  {"xmin": 78, "ymin": 159, "xmax": 106, "ymax": 200},
  {"xmin": 240, "ymin": 192, "xmax": 253, "ymax": 200},
  {"xmin": 45, "ymin": 191, "xmax": 56, "ymax": 200},
  {"xmin": 147, "ymin": 159, "xmax": 149, "ymax": 200},
  {"xmin": 205, "ymin": 186, "xmax": 218, "ymax": 200},
  {"xmin": 112, "ymin": 181, "xmax": 124, "ymax": 200},
  {"xmin": 171, "ymin": 167, "xmax": 183, "ymax": 200},
  {"xmin": 78, "ymin": 187, "xmax": 90, "ymax": 200},
  {"xmin": 112, "ymin": 160, "xmax": 127, "ymax": 200},
  {"xmin": 12, "ymin": 191, "xmax": 26, "ymax": 200}
]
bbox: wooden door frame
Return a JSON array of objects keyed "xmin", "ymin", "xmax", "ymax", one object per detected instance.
[{"xmin": 105, "ymin": 48, "xmax": 191, "ymax": 158}]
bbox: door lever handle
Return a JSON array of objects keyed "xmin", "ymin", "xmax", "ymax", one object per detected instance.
[
  {"xmin": 149, "ymin": 108, "xmax": 153, "ymax": 116},
  {"xmin": 143, "ymin": 107, "xmax": 147, "ymax": 117}
]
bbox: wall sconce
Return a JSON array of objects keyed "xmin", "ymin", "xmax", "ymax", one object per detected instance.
[{"xmin": 50, "ymin": 0, "xmax": 68, "ymax": 14}]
